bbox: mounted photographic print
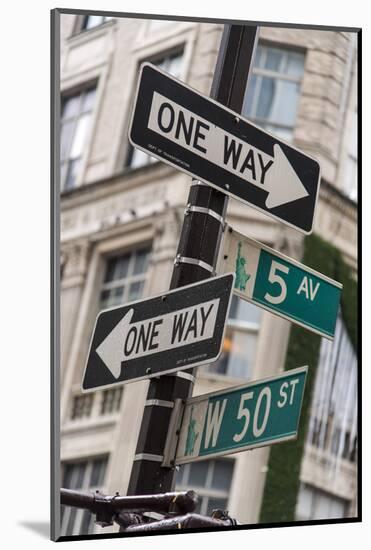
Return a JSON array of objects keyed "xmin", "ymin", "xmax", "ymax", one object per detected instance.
[{"xmin": 51, "ymin": 7, "xmax": 360, "ymax": 542}]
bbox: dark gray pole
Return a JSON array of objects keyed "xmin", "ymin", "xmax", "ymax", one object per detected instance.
[{"xmin": 127, "ymin": 24, "xmax": 259, "ymax": 498}]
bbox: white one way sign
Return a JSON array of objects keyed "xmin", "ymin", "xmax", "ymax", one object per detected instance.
[
  {"xmin": 129, "ymin": 63, "xmax": 321, "ymax": 234},
  {"xmin": 148, "ymin": 92, "xmax": 308, "ymax": 209},
  {"xmin": 96, "ymin": 299, "xmax": 219, "ymax": 379},
  {"xmin": 82, "ymin": 274, "xmax": 234, "ymax": 390}
]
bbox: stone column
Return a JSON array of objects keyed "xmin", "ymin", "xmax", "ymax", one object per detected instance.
[{"xmin": 60, "ymin": 240, "xmax": 91, "ymax": 386}]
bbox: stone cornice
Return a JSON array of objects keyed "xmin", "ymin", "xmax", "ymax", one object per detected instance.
[
  {"xmin": 319, "ymin": 179, "xmax": 358, "ymax": 221},
  {"xmin": 60, "ymin": 163, "xmax": 176, "ymax": 211}
]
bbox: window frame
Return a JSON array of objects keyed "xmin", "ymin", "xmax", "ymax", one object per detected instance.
[
  {"xmin": 176, "ymin": 458, "xmax": 235, "ymax": 516},
  {"xmin": 202, "ymin": 295, "xmax": 262, "ymax": 380},
  {"xmin": 99, "ymin": 245, "xmax": 152, "ymax": 310},
  {"xmin": 60, "ymin": 83, "xmax": 98, "ymax": 192},
  {"xmin": 60, "ymin": 455, "xmax": 109, "ymax": 536},
  {"xmin": 125, "ymin": 47, "xmax": 186, "ymax": 171},
  {"xmin": 243, "ymin": 42, "xmax": 306, "ymax": 140},
  {"xmin": 296, "ymin": 482, "xmax": 350, "ymax": 521},
  {"xmin": 79, "ymin": 14, "xmax": 115, "ymax": 33}
]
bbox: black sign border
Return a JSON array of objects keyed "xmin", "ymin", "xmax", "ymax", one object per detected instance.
[{"xmin": 82, "ymin": 273, "xmax": 235, "ymax": 391}]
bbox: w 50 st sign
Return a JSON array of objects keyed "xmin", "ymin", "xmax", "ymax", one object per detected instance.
[
  {"xmin": 218, "ymin": 226, "xmax": 342, "ymax": 339},
  {"xmin": 173, "ymin": 367, "xmax": 308, "ymax": 465}
]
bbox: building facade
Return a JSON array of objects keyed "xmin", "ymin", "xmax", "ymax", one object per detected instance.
[{"xmin": 58, "ymin": 12, "xmax": 358, "ymax": 536}]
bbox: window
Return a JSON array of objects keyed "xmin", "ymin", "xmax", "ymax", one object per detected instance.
[
  {"xmin": 243, "ymin": 44, "xmax": 305, "ymax": 141},
  {"xmin": 70, "ymin": 388, "xmax": 123, "ymax": 420},
  {"xmin": 127, "ymin": 50, "xmax": 184, "ymax": 169},
  {"xmin": 61, "ymin": 87, "xmax": 97, "ymax": 190},
  {"xmin": 70, "ymin": 394, "xmax": 94, "ymax": 420},
  {"xmin": 306, "ymin": 313, "xmax": 358, "ymax": 466},
  {"xmin": 176, "ymin": 459, "xmax": 234, "ymax": 516},
  {"xmin": 81, "ymin": 15, "xmax": 113, "ymax": 31},
  {"xmin": 99, "ymin": 247, "xmax": 151, "ymax": 309},
  {"xmin": 100, "ymin": 387, "xmax": 123, "ymax": 415},
  {"xmin": 61, "ymin": 456, "xmax": 108, "ymax": 536},
  {"xmin": 296, "ymin": 483, "xmax": 349, "ymax": 521},
  {"xmin": 203, "ymin": 295, "xmax": 261, "ymax": 378}
]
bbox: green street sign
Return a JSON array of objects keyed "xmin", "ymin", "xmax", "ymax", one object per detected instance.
[
  {"xmin": 173, "ymin": 367, "xmax": 308, "ymax": 465},
  {"xmin": 217, "ymin": 225, "xmax": 342, "ymax": 339}
]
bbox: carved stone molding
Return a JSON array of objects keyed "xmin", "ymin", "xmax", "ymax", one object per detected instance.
[{"xmin": 61, "ymin": 240, "xmax": 92, "ymax": 285}]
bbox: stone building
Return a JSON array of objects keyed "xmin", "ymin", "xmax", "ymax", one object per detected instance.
[{"xmin": 58, "ymin": 12, "xmax": 358, "ymax": 536}]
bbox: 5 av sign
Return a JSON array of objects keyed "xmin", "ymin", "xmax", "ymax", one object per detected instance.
[
  {"xmin": 171, "ymin": 367, "xmax": 308, "ymax": 465},
  {"xmin": 217, "ymin": 226, "xmax": 342, "ymax": 339},
  {"xmin": 129, "ymin": 63, "xmax": 320, "ymax": 234}
]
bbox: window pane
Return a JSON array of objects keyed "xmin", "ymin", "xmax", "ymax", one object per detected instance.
[
  {"xmin": 65, "ymin": 159, "xmax": 81, "ymax": 190},
  {"xmin": 90, "ymin": 458, "xmax": 107, "ymax": 487},
  {"xmin": 265, "ymin": 48, "xmax": 282, "ymax": 72},
  {"xmin": 62, "ymin": 95, "xmax": 80, "ymax": 119},
  {"xmin": 60, "ymin": 163, "xmax": 68, "ymax": 189},
  {"xmin": 104, "ymin": 258, "xmax": 116, "ymax": 283},
  {"xmin": 70, "ymin": 113, "xmax": 91, "ymax": 158},
  {"xmin": 254, "ymin": 45, "xmax": 263, "ymax": 68},
  {"xmin": 80, "ymin": 510, "xmax": 94, "ymax": 535},
  {"xmin": 71, "ymin": 394, "xmax": 93, "ymax": 420},
  {"xmin": 66, "ymin": 508, "xmax": 78, "ymax": 536},
  {"xmin": 230, "ymin": 296, "xmax": 261, "ymax": 324},
  {"xmin": 63, "ymin": 464, "xmax": 75, "ymax": 488},
  {"xmin": 128, "ymin": 281, "xmax": 144, "ymax": 302},
  {"xmin": 270, "ymin": 80, "xmax": 301, "ymax": 126},
  {"xmin": 99, "ymin": 289, "xmax": 110, "ymax": 309},
  {"xmin": 105, "ymin": 255, "xmax": 129, "ymax": 282},
  {"xmin": 85, "ymin": 15, "xmax": 104, "ymax": 29},
  {"xmin": 167, "ymin": 53, "xmax": 184, "ymax": 78},
  {"xmin": 228, "ymin": 295, "xmax": 239, "ymax": 320},
  {"xmin": 100, "ymin": 388, "xmax": 123, "ymax": 414},
  {"xmin": 127, "ymin": 51, "xmax": 184, "ymax": 169},
  {"xmin": 211, "ymin": 460, "xmax": 234, "ymax": 491},
  {"xmin": 73, "ymin": 462, "xmax": 87, "ymax": 489},
  {"xmin": 175, "ymin": 465, "xmax": 187, "ymax": 485},
  {"xmin": 256, "ymin": 77, "xmax": 275, "ymax": 119},
  {"xmin": 188, "ymin": 461, "xmax": 208, "ymax": 487},
  {"xmin": 194, "ymin": 497, "xmax": 203, "ymax": 514},
  {"xmin": 81, "ymin": 88, "xmax": 97, "ymax": 113},
  {"xmin": 207, "ymin": 497, "xmax": 228, "ymax": 516},
  {"xmin": 61, "ymin": 120, "xmax": 75, "ymax": 160},
  {"xmin": 286, "ymin": 52, "xmax": 305, "ymax": 78},
  {"xmin": 243, "ymin": 74, "xmax": 257, "ymax": 117},
  {"xmin": 211, "ymin": 328, "xmax": 257, "ymax": 378},
  {"xmin": 116, "ymin": 254, "xmax": 131, "ymax": 280},
  {"xmin": 104, "ymin": 286, "xmax": 125, "ymax": 308},
  {"xmin": 296, "ymin": 484, "xmax": 313, "ymax": 520},
  {"xmin": 242, "ymin": 45, "xmax": 304, "ymax": 141},
  {"xmin": 133, "ymin": 249, "xmax": 150, "ymax": 275}
]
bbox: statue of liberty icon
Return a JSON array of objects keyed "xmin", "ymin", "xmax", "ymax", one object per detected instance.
[
  {"xmin": 235, "ymin": 241, "xmax": 251, "ymax": 291},
  {"xmin": 185, "ymin": 406, "xmax": 199, "ymax": 456}
]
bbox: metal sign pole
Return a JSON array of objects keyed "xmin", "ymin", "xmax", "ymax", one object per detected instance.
[{"xmin": 126, "ymin": 24, "xmax": 259, "ymax": 498}]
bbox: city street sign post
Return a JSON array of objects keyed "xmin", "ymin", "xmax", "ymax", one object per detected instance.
[
  {"xmin": 82, "ymin": 273, "xmax": 234, "ymax": 391},
  {"xmin": 217, "ymin": 225, "xmax": 342, "ymax": 339},
  {"xmin": 126, "ymin": 25, "xmax": 261, "ymax": 498},
  {"xmin": 129, "ymin": 62, "xmax": 321, "ymax": 234},
  {"xmin": 167, "ymin": 367, "xmax": 308, "ymax": 465}
]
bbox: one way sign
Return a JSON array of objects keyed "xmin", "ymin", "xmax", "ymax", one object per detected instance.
[
  {"xmin": 82, "ymin": 273, "xmax": 234, "ymax": 391},
  {"xmin": 129, "ymin": 64, "xmax": 321, "ymax": 234}
]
